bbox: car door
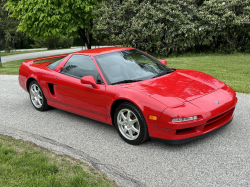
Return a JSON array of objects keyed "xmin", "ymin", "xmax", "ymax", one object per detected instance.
[{"xmin": 53, "ymin": 54, "xmax": 107, "ymax": 123}]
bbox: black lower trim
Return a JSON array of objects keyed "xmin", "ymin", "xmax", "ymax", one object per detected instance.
[{"xmin": 150, "ymin": 118, "xmax": 233, "ymax": 145}]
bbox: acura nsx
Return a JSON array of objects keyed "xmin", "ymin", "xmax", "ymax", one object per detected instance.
[{"xmin": 19, "ymin": 47, "xmax": 237, "ymax": 145}]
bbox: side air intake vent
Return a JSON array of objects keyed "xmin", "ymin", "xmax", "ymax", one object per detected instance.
[{"xmin": 48, "ymin": 83, "xmax": 55, "ymax": 95}]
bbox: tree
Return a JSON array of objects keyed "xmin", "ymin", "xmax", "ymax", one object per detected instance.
[
  {"xmin": 94, "ymin": 0, "xmax": 197, "ymax": 54},
  {"xmin": 197, "ymin": 0, "xmax": 250, "ymax": 52},
  {"xmin": 0, "ymin": 0, "xmax": 19, "ymax": 50},
  {"xmin": 5, "ymin": 0, "xmax": 100, "ymax": 49},
  {"xmin": 94, "ymin": 0, "xmax": 250, "ymax": 54},
  {"xmin": 5, "ymin": 31, "xmax": 12, "ymax": 52},
  {"xmin": 0, "ymin": 0, "xmax": 34, "ymax": 50}
]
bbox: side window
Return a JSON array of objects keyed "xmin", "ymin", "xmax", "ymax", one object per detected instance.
[
  {"xmin": 60, "ymin": 55, "xmax": 104, "ymax": 84},
  {"xmin": 47, "ymin": 57, "xmax": 66, "ymax": 70}
]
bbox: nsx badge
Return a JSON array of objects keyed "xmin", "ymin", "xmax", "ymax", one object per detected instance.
[{"xmin": 214, "ymin": 101, "xmax": 220, "ymax": 104}]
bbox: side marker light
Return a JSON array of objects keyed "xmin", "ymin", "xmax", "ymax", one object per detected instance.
[{"xmin": 149, "ymin": 115, "xmax": 157, "ymax": 120}]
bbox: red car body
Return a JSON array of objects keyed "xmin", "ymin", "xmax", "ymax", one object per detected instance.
[{"xmin": 19, "ymin": 47, "xmax": 237, "ymax": 144}]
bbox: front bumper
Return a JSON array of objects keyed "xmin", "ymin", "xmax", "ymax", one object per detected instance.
[
  {"xmin": 148, "ymin": 103, "xmax": 236, "ymax": 144},
  {"xmin": 148, "ymin": 87, "xmax": 237, "ymax": 144},
  {"xmin": 151, "ymin": 118, "xmax": 233, "ymax": 144}
]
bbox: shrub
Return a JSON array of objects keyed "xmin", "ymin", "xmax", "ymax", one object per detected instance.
[
  {"xmin": 5, "ymin": 34, "xmax": 12, "ymax": 53},
  {"xmin": 31, "ymin": 36, "xmax": 73, "ymax": 50},
  {"xmin": 94, "ymin": 0, "xmax": 250, "ymax": 55}
]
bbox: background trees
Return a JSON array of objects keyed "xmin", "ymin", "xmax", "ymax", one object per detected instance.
[
  {"xmin": 2, "ymin": 0, "xmax": 250, "ymax": 54},
  {"xmin": 94, "ymin": 0, "xmax": 250, "ymax": 54},
  {"xmin": 0, "ymin": 0, "xmax": 20, "ymax": 51},
  {"xmin": 5, "ymin": 0, "xmax": 100, "ymax": 49},
  {"xmin": 198, "ymin": 0, "xmax": 250, "ymax": 52}
]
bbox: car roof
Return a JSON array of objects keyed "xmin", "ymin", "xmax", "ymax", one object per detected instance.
[{"xmin": 73, "ymin": 47, "xmax": 134, "ymax": 56}]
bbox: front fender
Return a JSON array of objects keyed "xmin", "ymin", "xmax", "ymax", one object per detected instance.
[{"xmin": 106, "ymin": 85, "xmax": 167, "ymax": 127}]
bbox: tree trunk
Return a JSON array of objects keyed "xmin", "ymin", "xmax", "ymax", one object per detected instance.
[
  {"xmin": 86, "ymin": 19, "xmax": 93, "ymax": 49},
  {"xmin": 79, "ymin": 28, "xmax": 92, "ymax": 49},
  {"xmin": 86, "ymin": 33, "xmax": 92, "ymax": 49},
  {"xmin": 46, "ymin": 39, "xmax": 50, "ymax": 50}
]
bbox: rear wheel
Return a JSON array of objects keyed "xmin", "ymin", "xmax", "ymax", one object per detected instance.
[
  {"xmin": 114, "ymin": 102, "xmax": 149, "ymax": 145},
  {"xmin": 29, "ymin": 80, "xmax": 49, "ymax": 111}
]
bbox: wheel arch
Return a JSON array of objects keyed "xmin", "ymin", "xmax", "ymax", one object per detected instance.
[
  {"xmin": 26, "ymin": 77, "xmax": 37, "ymax": 91},
  {"xmin": 110, "ymin": 99, "xmax": 142, "ymax": 125}
]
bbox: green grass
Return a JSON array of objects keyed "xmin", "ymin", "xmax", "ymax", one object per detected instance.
[
  {"xmin": 164, "ymin": 54, "xmax": 250, "ymax": 93},
  {"xmin": 0, "ymin": 59, "xmax": 25, "ymax": 74},
  {"xmin": 0, "ymin": 135, "xmax": 116, "ymax": 187},
  {"xmin": 0, "ymin": 57, "xmax": 65, "ymax": 75},
  {"xmin": 0, "ymin": 50, "xmax": 48, "ymax": 56},
  {"xmin": 0, "ymin": 53, "xmax": 249, "ymax": 93}
]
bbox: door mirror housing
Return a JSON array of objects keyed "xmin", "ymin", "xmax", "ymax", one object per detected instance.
[
  {"xmin": 80, "ymin": 76, "xmax": 99, "ymax": 88},
  {"xmin": 160, "ymin": 59, "xmax": 167, "ymax": 65}
]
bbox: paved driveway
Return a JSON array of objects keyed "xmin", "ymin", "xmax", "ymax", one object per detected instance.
[
  {"xmin": 0, "ymin": 75, "xmax": 249, "ymax": 187},
  {"xmin": 1, "ymin": 48, "xmax": 82, "ymax": 63},
  {"xmin": 1, "ymin": 46, "xmax": 109, "ymax": 63}
]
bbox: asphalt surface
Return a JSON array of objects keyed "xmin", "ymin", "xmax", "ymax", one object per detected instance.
[
  {"xmin": 1, "ymin": 48, "xmax": 47, "ymax": 52},
  {"xmin": 1, "ymin": 46, "xmax": 107, "ymax": 63},
  {"xmin": 0, "ymin": 75, "xmax": 249, "ymax": 187}
]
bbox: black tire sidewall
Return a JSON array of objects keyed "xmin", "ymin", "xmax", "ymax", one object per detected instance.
[
  {"xmin": 29, "ymin": 80, "xmax": 48, "ymax": 111},
  {"xmin": 114, "ymin": 102, "xmax": 149, "ymax": 145}
]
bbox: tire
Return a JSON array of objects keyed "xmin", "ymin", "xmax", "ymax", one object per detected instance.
[
  {"xmin": 29, "ymin": 80, "xmax": 50, "ymax": 111},
  {"xmin": 114, "ymin": 102, "xmax": 149, "ymax": 145}
]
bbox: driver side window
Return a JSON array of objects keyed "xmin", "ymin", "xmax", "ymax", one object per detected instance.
[{"xmin": 60, "ymin": 55, "xmax": 104, "ymax": 84}]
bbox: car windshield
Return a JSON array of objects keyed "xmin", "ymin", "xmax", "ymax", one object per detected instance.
[{"xmin": 94, "ymin": 49, "xmax": 172, "ymax": 85}]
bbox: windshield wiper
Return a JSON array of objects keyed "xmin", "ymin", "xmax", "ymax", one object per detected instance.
[
  {"xmin": 152, "ymin": 69, "xmax": 175, "ymax": 78},
  {"xmin": 111, "ymin": 79, "xmax": 142, "ymax": 85}
]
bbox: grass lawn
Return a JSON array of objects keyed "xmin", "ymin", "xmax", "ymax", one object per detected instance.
[
  {"xmin": 0, "ymin": 59, "xmax": 26, "ymax": 75},
  {"xmin": 0, "ymin": 57, "xmax": 65, "ymax": 75},
  {"xmin": 0, "ymin": 50, "xmax": 48, "ymax": 56},
  {"xmin": 0, "ymin": 53, "xmax": 249, "ymax": 93},
  {"xmin": 165, "ymin": 54, "xmax": 250, "ymax": 93},
  {"xmin": 0, "ymin": 135, "xmax": 116, "ymax": 187}
]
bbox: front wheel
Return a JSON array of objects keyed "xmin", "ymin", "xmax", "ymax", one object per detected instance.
[
  {"xmin": 114, "ymin": 102, "xmax": 149, "ymax": 145},
  {"xmin": 29, "ymin": 80, "xmax": 49, "ymax": 111}
]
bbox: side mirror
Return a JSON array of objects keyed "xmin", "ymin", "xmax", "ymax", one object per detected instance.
[
  {"xmin": 80, "ymin": 76, "xmax": 99, "ymax": 88},
  {"xmin": 160, "ymin": 59, "xmax": 167, "ymax": 65}
]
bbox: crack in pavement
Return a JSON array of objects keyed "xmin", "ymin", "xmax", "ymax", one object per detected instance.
[{"xmin": 0, "ymin": 124, "xmax": 147, "ymax": 187}]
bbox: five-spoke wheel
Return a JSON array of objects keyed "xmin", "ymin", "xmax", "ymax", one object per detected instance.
[{"xmin": 115, "ymin": 102, "xmax": 149, "ymax": 145}]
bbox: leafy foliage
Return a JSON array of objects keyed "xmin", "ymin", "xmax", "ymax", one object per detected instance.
[
  {"xmin": 198, "ymin": 0, "xmax": 250, "ymax": 52},
  {"xmin": 4, "ymin": 32, "xmax": 12, "ymax": 52},
  {"xmin": 94, "ymin": 0, "xmax": 250, "ymax": 54},
  {"xmin": 0, "ymin": 0, "xmax": 35, "ymax": 50},
  {"xmin": 5, "ymin": 0, "xmax": 100, "ymax": 49},
  {"xmin": 31, "ymin": 37, "xmax": 73, "ymax": 49},
  {"xmin": 3, "ymin": 0, "xmax": 250, "ymax": 53},
  {"xmin": 0, "ymin": 0, "xmax": 17, "ymax": 50}
]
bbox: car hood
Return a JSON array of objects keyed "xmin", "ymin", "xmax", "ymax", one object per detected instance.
[{"xmin": 123, "ymin": 69, "xmax": 223, "ymax": 107}]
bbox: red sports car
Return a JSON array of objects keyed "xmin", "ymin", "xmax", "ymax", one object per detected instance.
[{"xmin": 19, "ymin": 47, "xmax": 237, "ymax": 145}]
